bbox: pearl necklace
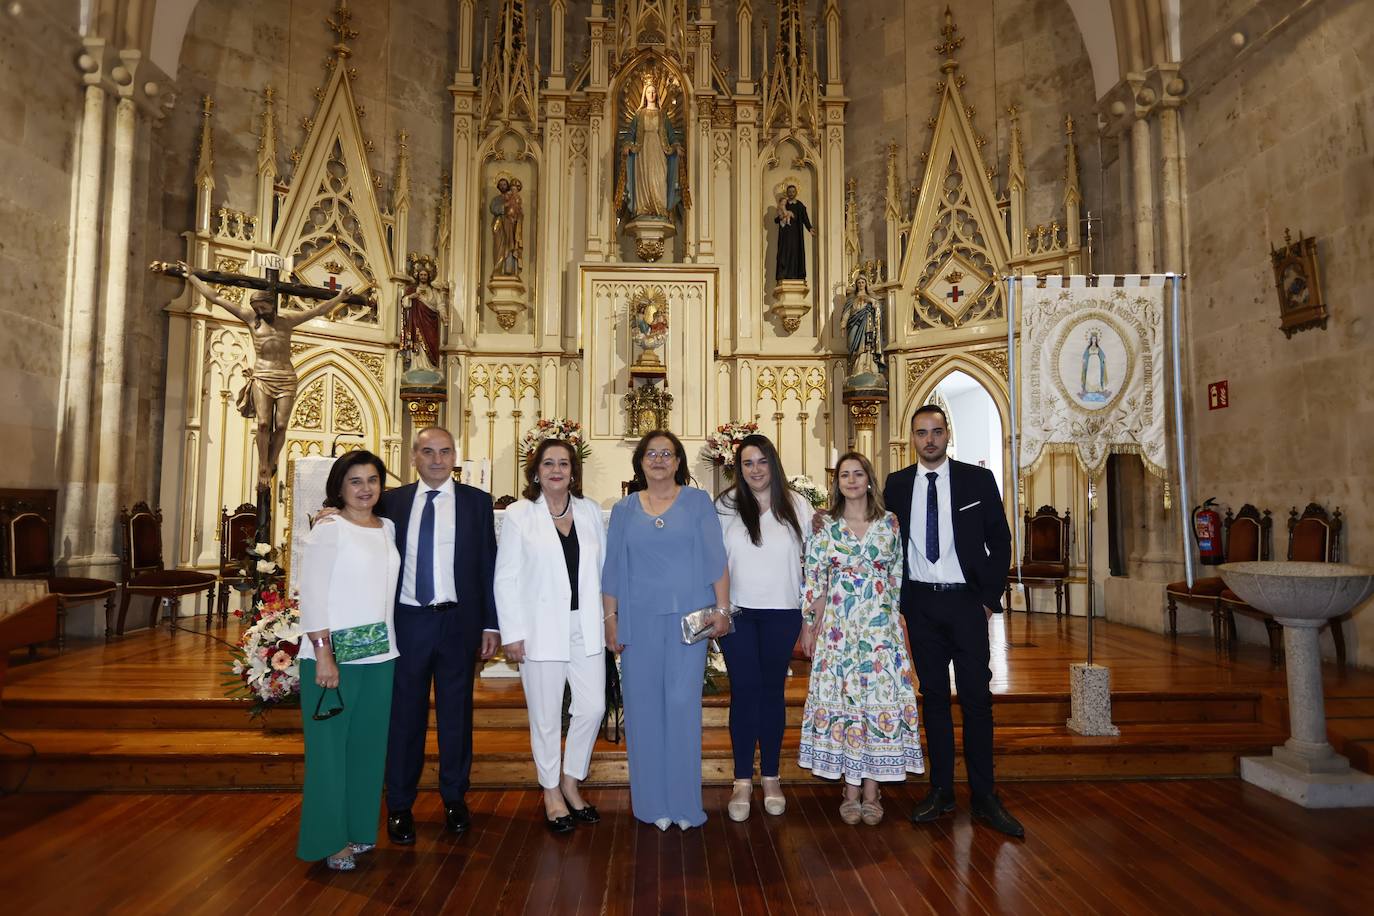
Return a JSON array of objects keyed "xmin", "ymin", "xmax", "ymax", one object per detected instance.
[{"xmin": 547, "ymin": 495, "xmax": 572, "ymax": 520}]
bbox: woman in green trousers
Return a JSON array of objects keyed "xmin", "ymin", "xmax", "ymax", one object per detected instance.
[{"xmin": 297, "ymin": 450, "xmax": 401, "ymax": 869}]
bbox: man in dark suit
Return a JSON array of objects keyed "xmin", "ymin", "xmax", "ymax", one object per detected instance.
[
  {"xmin": 883, "ymin": 405, "xmax": 1023, "ymax": 838},
  {"xmin": 379, "ymin": 426, "xmax": 499, "ymax": 844}
]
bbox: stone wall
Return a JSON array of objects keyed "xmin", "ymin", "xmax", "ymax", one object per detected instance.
[
  {"xmin": 0, "ymin": 3, "xmax": 83, "ymax": 489},
  {"xmin": 1181, "ymin": 0, "xmax": 1374, "ymax": 664},
  {"xmin": 841, "ymin": 0, "xmax": 1104, "ymax": 265},
  {"xmin": 152, "ymin": 0, "xmax": 459, "ymax": 281}
]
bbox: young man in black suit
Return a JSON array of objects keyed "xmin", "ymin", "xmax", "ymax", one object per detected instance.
[
  {"xmin": 883, "ymin": 405, "xmax": 1024, "ymax": 838},
  {"xmin": 379, "ymin": 426, "xmax": 500, "ymax": 844}
]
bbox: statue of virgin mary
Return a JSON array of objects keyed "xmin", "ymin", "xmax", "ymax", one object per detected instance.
[{"xmin": 616, "ymin": 75, "xmax": 686, "ymax": 222}]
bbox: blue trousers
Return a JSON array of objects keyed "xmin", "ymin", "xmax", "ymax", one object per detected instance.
[
  {"xmin": 385, "ymin": 604, "xmax": 481, "ymax": 813},
  {"xmin": 620, "ymin": 612, "xmax": 709, "ymax": 826},
  {"xmin": 719, "ymin": 607, "xmax": 802, "ymax": 779}
]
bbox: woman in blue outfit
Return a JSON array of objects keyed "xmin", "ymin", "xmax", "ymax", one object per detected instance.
[{"xmin": 602, "ymin": 429, "xmax": 731, "ymax": 831}]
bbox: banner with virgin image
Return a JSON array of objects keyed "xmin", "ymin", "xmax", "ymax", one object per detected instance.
[{"xmin": 1018, "ymin": 276, "xmax": 1169, "ymax": 479}]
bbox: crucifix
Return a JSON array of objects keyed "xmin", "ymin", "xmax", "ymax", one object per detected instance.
[{"xmin": 150, "ymin": 256, "xmax": 374, "ymax": 539}]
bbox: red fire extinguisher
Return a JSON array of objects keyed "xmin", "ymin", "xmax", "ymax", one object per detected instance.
[{"xmin": 1193, "ymin": 498, "xmax": 1223, "ymax": 566}]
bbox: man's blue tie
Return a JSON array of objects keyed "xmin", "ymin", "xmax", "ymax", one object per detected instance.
[
  {"xmin": 415, "ymin": 490, "xmax": 438, "ymax": 606},
  {"xmin": 925, "ymin": 472, "xmax": 940, "ymax": 564}
]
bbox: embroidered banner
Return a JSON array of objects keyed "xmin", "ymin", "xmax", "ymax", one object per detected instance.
[{"xmin": 1018, "ymin": 277, "xmax": 1168, "ymax": 479}]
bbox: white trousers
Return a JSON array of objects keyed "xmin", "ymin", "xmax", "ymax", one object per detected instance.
[{"xmin": 520, "ymin": 624, "xmax": 606, "ymax": 789}]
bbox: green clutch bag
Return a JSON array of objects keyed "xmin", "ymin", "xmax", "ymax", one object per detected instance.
[{"xmin": 331, "ymin": 622, "xmax": 390, "ymax": 662}]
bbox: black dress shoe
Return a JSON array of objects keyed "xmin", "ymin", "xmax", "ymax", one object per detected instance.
[
  {"xmin": 445, "ymin": 800, "xmax": 472, "ymax": 835},
  {"xmin": 971, "ymin": 793, "xmax": 1025, "ymax": 838},
  {"xmin": 568, "ymin": 804, "xmax": 600, "ymax": 824},
  {"xmin": 387, "ymin": 810, "xmax": 416, "ymax": 846},
  {"xmin": 909, "ymin": 786, "xmax": 957, "ymax": 823},
  {"xmin": 545, "ymin": 812, "xmax": 576, "ymax": 835}
]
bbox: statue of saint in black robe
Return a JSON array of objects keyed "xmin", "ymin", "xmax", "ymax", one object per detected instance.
[{"xmin": 773, "ymin": 188, "xmax": 813, "ymax": 283}]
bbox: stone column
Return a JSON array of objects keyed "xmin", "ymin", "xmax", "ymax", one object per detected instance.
[
  {"xmin": 90, "ymin": 91, "xmax": 139, "ymax": 578},
  {"xmin": 1129, "ymin": 112, "xmax": 1156, "ymax": 273},
  {"xmin": 58, "ymin": 43, "xmax": 109, "ymax": 573}
]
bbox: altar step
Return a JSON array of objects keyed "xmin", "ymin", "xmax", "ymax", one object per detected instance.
[
  {"xmin": 0, "ymin": 679, "xmax": 1275, "ymax": 732},
  {"xmin": 0, "ymin": 720, "xmax": 1291, "ymax": 792}
]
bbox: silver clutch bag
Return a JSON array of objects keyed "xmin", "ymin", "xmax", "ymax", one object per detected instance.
[{"xmin": 680, "ymin": 606, "xmax": 736, "ymax": 645}]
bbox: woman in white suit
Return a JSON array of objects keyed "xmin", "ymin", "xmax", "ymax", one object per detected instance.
[{"xmin": 494, "ymin": 438, "xmax": 607, "ymax": 834}]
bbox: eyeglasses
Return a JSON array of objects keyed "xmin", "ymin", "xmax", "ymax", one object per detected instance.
[
  {"xmin": 644, "ymin": 449, "xmax": 676, "ymax": 460},
  {"xmin": 313, "ymin": 687, "xmax": 345, "ymax": 720}
]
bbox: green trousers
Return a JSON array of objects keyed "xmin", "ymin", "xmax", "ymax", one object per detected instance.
[{"xmin": 297, "ymin": 658, "xmax": 395, "ymax": 862}]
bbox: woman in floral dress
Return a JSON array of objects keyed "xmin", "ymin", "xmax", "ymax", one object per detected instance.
[{"xmin": 799, "ymin": 451, "xmax": 923, "ymax": 826}]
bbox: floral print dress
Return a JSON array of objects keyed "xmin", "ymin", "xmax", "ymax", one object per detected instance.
[{"xmin": 798, "ymin": 512, "xmax": 924, "ymax": 784}]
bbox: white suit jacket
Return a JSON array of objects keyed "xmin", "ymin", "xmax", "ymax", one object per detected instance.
[{"xmin": 493, "ymin": 494, "xmax": 606, "ymax": 660}]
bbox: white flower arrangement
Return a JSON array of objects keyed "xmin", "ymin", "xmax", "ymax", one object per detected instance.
[
  {"xmin": 519, "ymin": 417, "xmax": 592, "ymax": 462},
  {"xmin": 787, "ymin": 474, "xmax": 829, "ymax": 510}
]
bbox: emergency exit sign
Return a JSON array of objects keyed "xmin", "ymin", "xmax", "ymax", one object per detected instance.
[{"xmin": 1208, "ymin": 380, "xmax": 1229, "ymax": 410}]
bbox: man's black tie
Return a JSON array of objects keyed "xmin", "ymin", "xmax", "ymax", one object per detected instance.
[{"xmin": 925, "ymin": 472, "xmax": 940, "ymax": 563}]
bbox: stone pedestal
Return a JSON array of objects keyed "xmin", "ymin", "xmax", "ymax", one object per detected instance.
[
  {"xmin": 770, "ymin": 279, "xmax": 811, "ymax": 332},
  {"xmin": 402, "ymin": 388, "xmax": 446, "ymax": 431},
  {"xmin": 480, "ymin": 657, "xmax": 521, "ymax": 679},
  {"xmin": 1240, "ymin": 619, "xmax": 1374, "ymax": 807},
  {"xmin": 486, "ymin": 274, "xmax": 527, "ymax": 329},
  {"xmin": 843, "ymin": 391, "xmax": 887, "ymax": 462},
  {"xmin": 625, "ymin": 216, "xmax": 676, "ymax": 262},
  {"xmin": 1066, "ymin": 663, "xmax": 1120, "ymax": 736}
]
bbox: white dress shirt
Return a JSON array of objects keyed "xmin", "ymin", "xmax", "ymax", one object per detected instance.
[
  {"xmin": 718, "ymin": 491, "xmax": 814, "ymax": 609},
  {"xmin": 400, "ymin": 478, "xmax": 458, "ymax": 606},
  {"xmin": 907, "ymin": 459, "xmax": 966, "ymax": 584}
]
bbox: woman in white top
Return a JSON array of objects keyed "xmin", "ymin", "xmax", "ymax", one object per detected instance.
[
  {"xmin": 296, "ymin": 450, "xmax": 400, "ymax": 870},
  {"xmin": 715, "ymin": 434, "xmax": 813, "ymax": 822},
  {"xmin": 494, "ymin": 439, "xmax": 607, "ymax": 835}
]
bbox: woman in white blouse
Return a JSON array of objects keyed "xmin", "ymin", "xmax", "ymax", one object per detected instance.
[
  {"xmin": 297, "ymin": 450, "xmax": 400, "ymax": 870},
  {"xmin": 715, "ymin": 434, "xmax": 813, "ymax": 821},
  {"xmin": 494, "ymin": 439, "xmax": 606, "ymax": 835}
]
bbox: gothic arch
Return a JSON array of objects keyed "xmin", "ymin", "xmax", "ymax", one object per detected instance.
[{"xmin": 899, "ymin": 353, "xmax": 1012, "ymax": 501}]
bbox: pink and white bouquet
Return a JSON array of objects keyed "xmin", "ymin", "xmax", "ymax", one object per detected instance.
[
  {"xmin": 700, "ymin": 421, "xmax": 760, "ymax": 470},
  {"xmin": 228, "ymin": 586, "xmax": 303, "ymax": 715}
]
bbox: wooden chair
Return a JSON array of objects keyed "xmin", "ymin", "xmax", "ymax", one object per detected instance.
[
  {"xmin": 1, "ymin": 489, "xmax": 117, "ymax": 645},
  {"xmin": 1166, "ymin": 504, "xmax": 1270, "ymax": 647},
  {"xmin": 117, "ymin": 502, "xmax": 217, "ymax": 635},
  {"xmin": 216, "ymin": 503, "xmax": 258, "ymax": 621},
  {"xmin": 0, "ymin": 583, "xmax": 58, "ymax": 698},
  {"xmin": 1005, "ymin": 506, "xmax": 1072, "ymax": 616},
  {"xmin": 1221, "ymin": 504, "xmax": 1344, "ymax": 666}
]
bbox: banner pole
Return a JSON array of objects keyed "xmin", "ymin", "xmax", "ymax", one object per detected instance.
[
  {"xmin": 1006, "ymin": 275, "xmax": 1021, "ymax": 599},
  {"xmin": 1167, "ymin": 273, "xmax": 1196, "ymax": 590}
]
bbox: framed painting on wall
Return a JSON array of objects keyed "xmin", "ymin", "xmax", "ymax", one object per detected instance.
[{"xmin": 1269, "ymin": 229, "xmax": 1328, "ymax": 338}]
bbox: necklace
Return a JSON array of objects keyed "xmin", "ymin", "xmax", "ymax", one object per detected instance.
[
  {"xmin": 547, "ymin": 495, "xmax": 572, "ymax": 520},
  {"xmin": 645, "ymin": 487, "xmax": 677, "ymax": 528}
]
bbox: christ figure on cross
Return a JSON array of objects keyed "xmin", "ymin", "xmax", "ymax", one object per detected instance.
[{"xmin": 178, "ymin": 261, "xmax": 352, "ymax": 489}]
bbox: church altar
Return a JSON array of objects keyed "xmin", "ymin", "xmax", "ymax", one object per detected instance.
[{"xmin": 155, "ymin": 1, "xmax": 1093, "ymax": 610}]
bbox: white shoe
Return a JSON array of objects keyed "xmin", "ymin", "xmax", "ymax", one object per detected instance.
[
  {"xmin": 727, "ymin": 779, "xmax": 752, "ymax": 822},
  {"xmin": 761, "ymin": 777, "xmax": 786, "ymax": 816},
  {"xmin": 654, "ymin": 817, "xmax": 671, "ymax": 831},
  {"xmin": 676, "ymin": 819, "xmax": 693, "ymax": 831}
]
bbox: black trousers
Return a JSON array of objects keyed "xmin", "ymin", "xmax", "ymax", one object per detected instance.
[
  {"xmin": 385, "ymin": 604, "xmax": 482, "ymax": 813},
  {"xmin": 903, "ymin": 585, "xmax": 996, "ymax": 797}
]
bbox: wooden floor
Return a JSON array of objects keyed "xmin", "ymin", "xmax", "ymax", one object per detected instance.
[
  {"xmin": 1, "ymin": 780, "xmax": 1371, "ymax": 915},
  {"xmin": 3, "ymin": 612, "xmax": 1374, "ymax": 790}
]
